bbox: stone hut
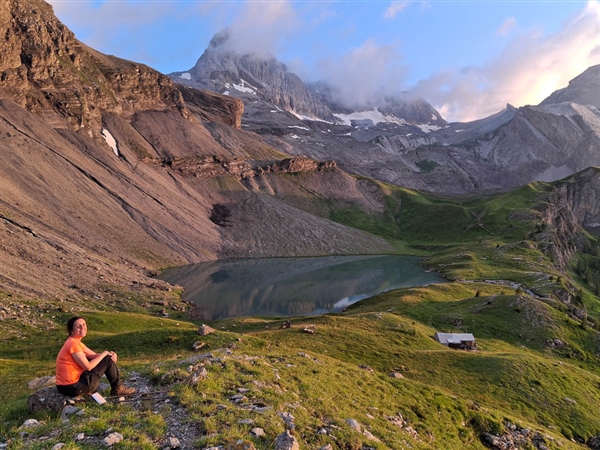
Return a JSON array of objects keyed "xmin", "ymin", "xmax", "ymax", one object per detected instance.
[{"xmin": 434, "ymin": 332, "xmax": 477, "ymax": 350}]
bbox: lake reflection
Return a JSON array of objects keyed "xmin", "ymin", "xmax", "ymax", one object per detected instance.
[{"xmin": 158, "ymin": 255, "xmax": 445, "ymax": 321}]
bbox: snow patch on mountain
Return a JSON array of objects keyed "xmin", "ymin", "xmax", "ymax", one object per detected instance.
[
  {"xmin": 333, "ymin": 108, "xmax": 407, "ymax": 126},
  {"xmin": 179, "ymin": 73, "xmax": 191, "ymax": 80},
  {"xmin": 416, "ymin": 123, "xmax": 443, "ymax": 133},
  {"xmin": 101, "ymin": 128, "xmax": 119, "ymax": 157},
  {"xmin": 225, "ymin": 79, "xmax": 257, "ymax": 95},
  {"xmin": 290, "ymin": 111, "xmax": 334, "ymax": 124}
]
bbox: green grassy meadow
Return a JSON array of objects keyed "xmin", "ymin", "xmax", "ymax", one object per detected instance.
[{"xmin": 2, "ymin": 179, "xmax": 600, "ymax": 449}]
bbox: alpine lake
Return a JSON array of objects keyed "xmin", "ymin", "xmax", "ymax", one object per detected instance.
[{"xmin": 158, "ymin": 255, "xmax": 445, "ymax": 321}]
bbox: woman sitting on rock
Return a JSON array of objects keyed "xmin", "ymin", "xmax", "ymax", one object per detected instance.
[{"xmin": 56, "ymin": 316, "xmax": 135, "ymax": 397}]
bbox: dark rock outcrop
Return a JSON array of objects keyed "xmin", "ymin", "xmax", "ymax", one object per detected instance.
[
  {"xmin": 27, "ymin": 386, "xmax": 71, "ymax": 414},
  {"xmin": 536, "ymin": 167, "xmax": 600, "ymax": 268}
]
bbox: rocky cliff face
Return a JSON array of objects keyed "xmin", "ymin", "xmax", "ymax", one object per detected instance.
[
  {"xmin": 535, "ymin": 167, "xmax": 600, "ymax": 269},
  {"xmin": 0, "ymin": 0, "xmax": 193, "ymax": 133},
  {"xmin": 171, "ymin": 29, "xmax": 335, "ymax": 122}
]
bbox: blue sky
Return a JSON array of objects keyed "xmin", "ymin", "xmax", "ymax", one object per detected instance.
[{"xmin": 48, "ymin": 0, "xmax": 600, "ymax": 122}]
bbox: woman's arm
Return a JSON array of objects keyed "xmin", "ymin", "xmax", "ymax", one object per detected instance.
[
  {"xmin": 72, "ymin": 350, "xmax": 110, "ymax": 371},
  {"xmin": 82, "ymin": 345, "xmax": 117, "ymax": 362}
]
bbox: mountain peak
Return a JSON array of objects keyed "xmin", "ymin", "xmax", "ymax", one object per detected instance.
[
  {"xmin": 171, "ymin": 29, "xmax": 446, "ymax": 126},
  {"xmin": 540, "ymin": 64, "xmax": 600, "ymax": 109}
]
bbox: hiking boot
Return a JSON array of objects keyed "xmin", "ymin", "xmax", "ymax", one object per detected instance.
[{"xmin": 111, "ymin": 385, "xmax": 136, "ymax": 396}]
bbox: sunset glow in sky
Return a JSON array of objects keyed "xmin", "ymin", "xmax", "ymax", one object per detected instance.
[{"xmin": 48, "ymin": 0, "xmax": 600, "ymax": 122}]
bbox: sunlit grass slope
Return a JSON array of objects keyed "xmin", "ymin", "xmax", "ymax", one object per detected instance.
[{"xmin": 2, "ymin": 178, "xmax": 600, "ymax": 449}]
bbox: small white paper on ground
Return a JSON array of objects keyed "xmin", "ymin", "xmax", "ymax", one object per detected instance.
[{"xmin": 91, "ymin": 392, "xmax": 106, "ymax": 404}]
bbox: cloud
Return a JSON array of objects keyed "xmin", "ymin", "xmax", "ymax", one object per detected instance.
[
  {"xmin": 384, "ymin": 1, "xmax": 411, "ymax": 20},
  {"xmin": 413, "ymin": 0, "xmax": 600, "ymax": 122},
  {"xmin": 315, "ymin": 39, "xmax": 407, "ymax": 108},
  {"xmin": 496, "ymin": 17, "xmax": 517, "ymax": 36},
  {"xmin": 224, "ymin": 1, "xmax": 300, "ymax": 56}
]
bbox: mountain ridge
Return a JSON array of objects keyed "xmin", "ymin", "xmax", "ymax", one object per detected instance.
[{"xmin": 172, "ymin": 32, "xmax": 600, "ymax": 194}]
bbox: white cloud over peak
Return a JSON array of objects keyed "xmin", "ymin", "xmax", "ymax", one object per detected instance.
[
  {"xmin": 226, "ymin": 1, "xmax": 299, "ymax": 56},
  {"xmin": 316, "ymin": 39, "xmax": 406, "ymax": 107},
  {"xmin": 496, "ymin": 17, "xmax": 517, "ymax": 36},
  {"xmin": 384, "ymin": 1, "xmax": 411, "ymax": 20},
  {"xmin": 414, "ymin": 0, "xmax": 600, "ymax": 122}
]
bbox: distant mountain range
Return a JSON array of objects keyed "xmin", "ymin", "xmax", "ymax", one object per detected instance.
[{"xmin": 171, "ymin": 30, "xmax": 600, "ymax": 194}]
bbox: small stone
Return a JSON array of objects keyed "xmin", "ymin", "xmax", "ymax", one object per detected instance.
[
  {"xmin": 187, "ymin": 367, "xmax": 208, "ymax": 386},
  {"xmin": 75, "ymin": 433, "xmax": 85, "ymax": 441},
  {"xmin": 319, "ymin": 445, "xmax": 333, "ymax": 450},
  {"xmin": 274, "ymin": 430, "xmax": 299, "ymax": 450},
  {"xmin": 226, "ymin": 440, "xmax": 255, "ymax": 450},
  {"xmin": 346, "ymin": 418, "xmax": 361, "ymax": 432},
  {"xmin": 279, "ymin": 411, "xmax": 295, "ymax": 429},
  {"xmin": 198, "ymin": 324, "xmax": 216, "ymax": 336},
  {"xmin": 19, "ymin": 419, "xmax": 42, "ymax": 430},
  {"xmin": 192, "ymin": 341, "xmax": 206, "ymax": 351},
  {"xmin": 103, "ymin": 432, "xmax": 123, "ymax": 446},
  {"xmin": 363, "ymin": 430, "xmax": 381, "ymax": 442},
  {"xmin": 162, "ymin": 436, "xmax": 181, "ymax": 449},
  {"xmin": 60, "ymin": 405, "xmax": 80, "ymax": 421},
  {"xmin": 250, "ymin": 428, "xmax": 265, "ymax": 437},
  {"xmin": 389, "ymin": 372, "xmax": 404, "ymax": 379},
  {"xmin": 252, "ymin": 406, "xmax": 272, "ymax": 414},
  {"xmin": 238, "ymin": 419, "xmax": 254, "ymax": 425},
  {"xmin": 51, "ymin": 444, "xmax": 65, "ymax": 450},
  {"xmin": 230, "ymin": 395, "xmax": 247, "ymax": 404}
]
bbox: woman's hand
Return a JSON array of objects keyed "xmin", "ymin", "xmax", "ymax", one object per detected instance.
[{"xmin": 109, "ymin": 351, "xmax": 117, "ymax": 363}]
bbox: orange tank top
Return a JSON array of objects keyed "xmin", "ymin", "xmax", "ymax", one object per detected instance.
[{"xmin": 56, "ymin": 337, "xmax": 85, "ymax": 385}]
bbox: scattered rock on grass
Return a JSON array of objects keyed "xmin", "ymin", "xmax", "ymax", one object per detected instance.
[
  {"xmin": 103, "ymin": 432, "xmax": 123, "ymax": 447},
  {"xmin": 198, "ymin": 324, "xmax": 216, "ymax": 336},
  {"xmin": 278, "ymin": 411, "xmax": 295, "ymax": 430},
  {"xmin": 274, "ymin": 430, "xmax": 299, "ymax": 450},
  {"xmin": 60, "ymin": 405, "xmax": 80, "ymax": 421},
  {"xmin": 345, "ymin": 418, "xmax": 361, "ymax": 432},
  {"xmin": 187, "ymin": 367, "xmax": 208, "ymax": 386},
  {"xmin": 192, "ymin": 341, "xmax": 206, "ymax": 351},
  {"xmin": 19, "ymin": 419, "xmax": 43, "ymax": 430},
  {"xmin": 161, "ymin": 436, "xmax": 181, "ymax": 449},
  {"xmin": 226, "ymin": 440, "xmax": 256, "ymax": 450}
]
